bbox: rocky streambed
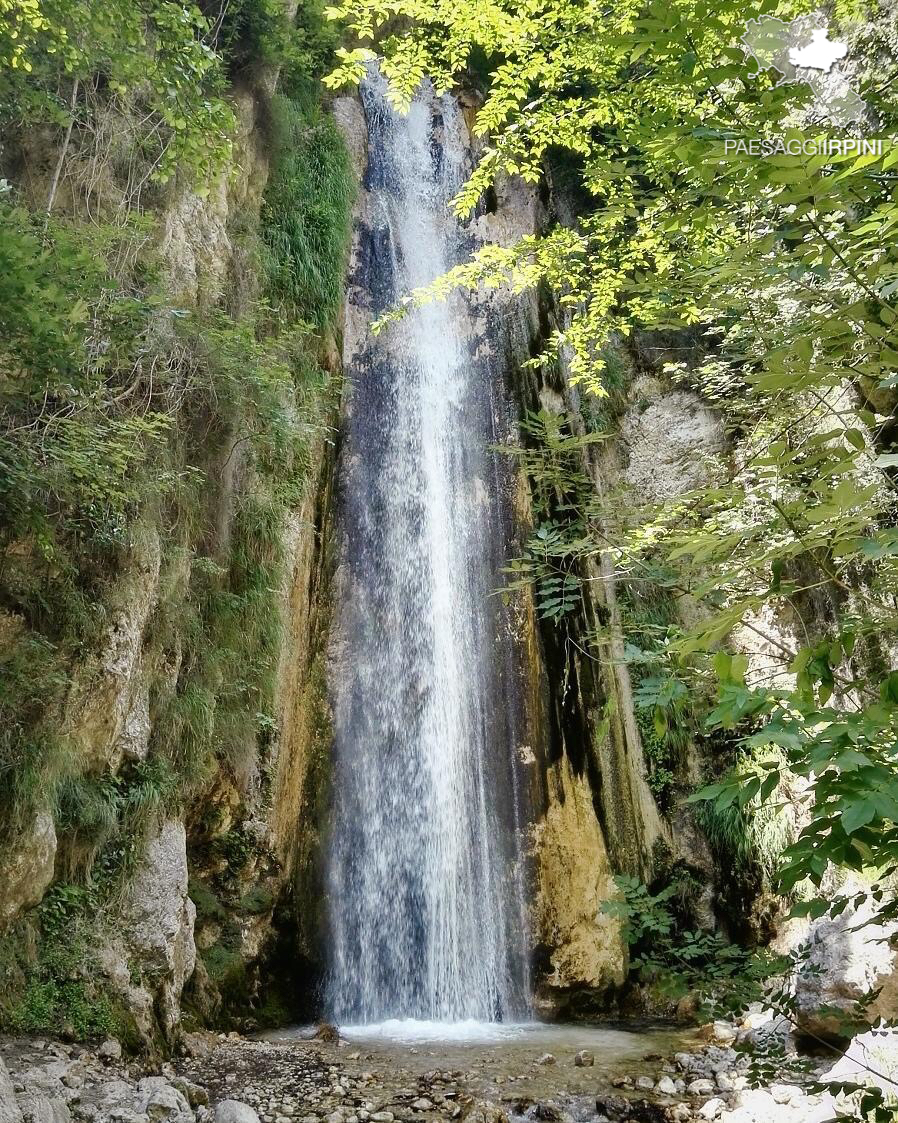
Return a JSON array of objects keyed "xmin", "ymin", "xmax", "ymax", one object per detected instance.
[{"xmin": 0, "ymin": 1020, "xmax": 893, "ymax": 1123}]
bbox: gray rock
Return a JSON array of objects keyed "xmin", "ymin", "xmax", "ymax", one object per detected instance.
[
  {"xmin": 573, "ymin": 1051, "xmax": 594, "ymax": 1068},
  {"xmin": 0, "ymin": 1061, "xmax": 22, "ymax": 1123},
  {"xmin": 170, "ymin": 1081, "xmax": 207, "ymax": 1109},
  {"xmin": 708, "ymin": 1022, "xmax": 737, "ymax": 1047},
  {"xmin": 621, "ymin": 384, "xmax": 725, "ymax": 502},
  {"xmin": 215, "ymin": 1104, "xmax": 261, "ymax": 1123},
  {"xmin": 463, "ymin": 1107, "xmax": 507, "ymax": 1123},
  {"xmin": 667, "ymin": 1107, "xmax": 692, "ymax": 1123},
  {"xmin": 674, "ymin": 1053, "xmax": 703, "ymax": 1074},
  {"xmin": 686, "ymin": 1080, "xmax": 715, "ymax": 1096},
  {"xmin": 102, "ymin": 820, "xmax": 197, "ymax": 1044},
  {"xmin": 98, "ymin": 1042, "xmax": 122, "ymax": 1064},
  {"xmin": 17, "ymin": 1096, "xmax": 71, "ymax": 1123},
  {"xmin": 655, "ymin": 1076, "xmax": 677, "ymax": 1096},
  {"xmin": 789, "ymin": 876, "xmax": 898, "ymax": 1037},
  {"xmin": 134, "ymin": 1080, "xmax": 191, "ymax": 1123},
  {"xmin": 411, "ymin": 1101, "xmax": 433, "ymax": 1111},
  {"xmin": 0, "ymin": 812, "xmax": 57, "ymax": 928},
  {"xmin": 634, "ymin": 1077, "xmax": 655, "ymax": 1092}
]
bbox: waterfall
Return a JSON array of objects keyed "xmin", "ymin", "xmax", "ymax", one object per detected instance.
[{"xmin": 325, "ymin": 72, "xmax": 532, "ymax": 1025}]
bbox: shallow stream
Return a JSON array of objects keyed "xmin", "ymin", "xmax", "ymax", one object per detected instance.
[{"xmin": 268, "ymin": 1022, "xmax": 697, "ymax": 1120}]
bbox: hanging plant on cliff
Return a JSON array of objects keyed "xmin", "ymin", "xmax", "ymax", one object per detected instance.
[{"xmin": 0, "ymin": 0, "xmax": 236, "ymax": 195}]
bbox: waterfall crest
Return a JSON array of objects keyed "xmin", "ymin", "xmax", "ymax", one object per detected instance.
[{"xmin": 326, "ymin": 73, "xmax": 531, "ymax": 1024}]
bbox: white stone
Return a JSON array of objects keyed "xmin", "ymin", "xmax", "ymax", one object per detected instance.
[
  {"xmin": 621, "ymin": 384, "xmax": 724, "ymax": 502},
  {"xmin": 710, "ymin": 1021, "xmax": 737, "ymax": 1046},
  {"xmin": 697, "ymin": 1099, "xmax": 724, "ymax": 1120},
  {"xmin": 215, "ymin": 1103, "xmax": 261, "ymax": 1123},
  {"xmin": 687, "ymin": 1079, "xmax": 715, "ymax": 1096},
  {"xmin": 655, "ymin": 1076, "xmax": 677, "ymax": 1096}
]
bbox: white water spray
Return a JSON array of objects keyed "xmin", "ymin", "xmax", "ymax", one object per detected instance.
[{"xmin": 326, "ymin": 73, "xmax": 531, "ymax": 1024}]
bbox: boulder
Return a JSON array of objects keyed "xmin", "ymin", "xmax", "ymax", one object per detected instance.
[
  {"xmin": 0, "ymin": 1060, "xmax": 22, "ymax": 1123},
  {"xmin": 16, "ymin": 1098, "xmax": 70, "ymax": 1123},
  {"xmin": 0, "ymin": 812, "xmax": 56, "ymax": 929},
  {"xmin": 779, "ymin": 875, "xmax": 898, "ymax": 1038},
  {"xmin": 214, "ymin": 1104, "xmax": 260, "ymax": 1123},
  {"xmin": 134, "ymin": 1079, "xmax": 192, "ymax": 1123},
  {"xmin": 101, "ymin": 820, "xmax": 197, "ymax": 1044}
]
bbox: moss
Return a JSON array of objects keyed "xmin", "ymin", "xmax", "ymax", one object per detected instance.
[
  {"xmin": 239, "ymin": 886, "xmax": 274, "ymax": 915},
  {"xmin": 202, "ymin": 943, "xmax": 249, "ymax": 1007},
  {"xmin": 189, "ymin": 879, "xmax": 228, "ymax": 922}
]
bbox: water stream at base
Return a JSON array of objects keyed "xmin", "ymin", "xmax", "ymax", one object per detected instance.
[{"xmin": 325, "ymin": 72, "xmax": 531, "ymax": 1025}]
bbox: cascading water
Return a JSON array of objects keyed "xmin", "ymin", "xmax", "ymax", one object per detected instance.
[{"xmin": 325, "ymin": 72, "xmax": 532, "ymax": 1026}]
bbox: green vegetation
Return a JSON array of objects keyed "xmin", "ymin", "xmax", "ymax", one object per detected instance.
[
  {"xmin": 262, "ymin": 92, "xmax": 354, "ymax": 322},
  {"xmin": 0, "ymin": 1, "xmax": 234, "ymax": 189},
  {"xmin": 0, "ymin": 0, "xmax": 350, "ymax": 1039},
  {"xmin": 0, "ymin": 886, "xmax": 124, "ymax": 1040},
  {"xmin": 618, "ymin": 584, "xmax": 692, "ymax": 807},
  {"xmin": 327, "ymin": 0, "xmax": 898, "ymax": 920},
  {"xmin": 694, "ymin": 746, "xmax": 796, "ymax": 882}
]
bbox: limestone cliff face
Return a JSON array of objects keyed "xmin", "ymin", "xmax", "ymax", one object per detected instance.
[{"xmin": 0, "ymin": 56, "xmax": 340, "ymax": 1047}]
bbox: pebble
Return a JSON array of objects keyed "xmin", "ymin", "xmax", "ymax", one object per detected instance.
[
  {"xmin": 573, "ymin": 1051, "xmax": 594, "ymax": 1068},
  {"xmin": 534, "ymin": 1054, "xmax": 556, "ymax": 1066},
  {"xmin": 411, "ymin": 1100, "xmax": 433, "ymax": 1111}
]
